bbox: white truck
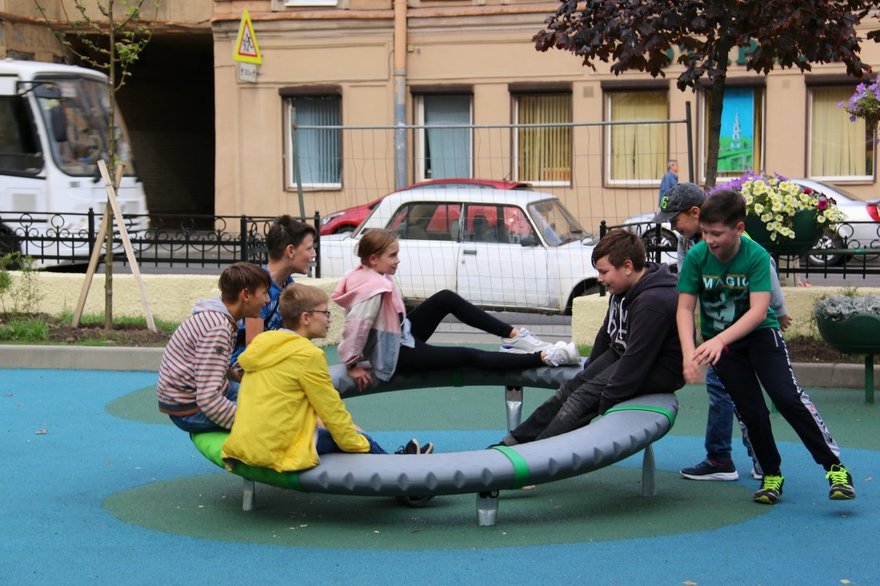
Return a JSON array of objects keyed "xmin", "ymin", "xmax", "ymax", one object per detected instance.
[{"xmin": 0, "ymin": 59, "xmax": 148, "ymax": 261}]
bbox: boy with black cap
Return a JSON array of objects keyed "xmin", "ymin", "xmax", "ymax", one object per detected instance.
[{"xmin": 654, "ymin": 182, "xmax": 835, "ymax": 482}]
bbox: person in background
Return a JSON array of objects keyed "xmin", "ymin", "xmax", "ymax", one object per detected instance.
[{"xmin": 658, "ymin": 159, "xmax": 679, "ymax": 207}]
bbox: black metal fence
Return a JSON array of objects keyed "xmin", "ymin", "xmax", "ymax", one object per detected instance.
[
  {"xmin": 0, "ymin": 209, "xmax": 324, "ymax": 275},
  {"xmin": 3, "ymin": 208, "xmax": 880, "ymax": 284},
  {"xmin": 606, "ymin": 218, "xmax": 880, "ymax": 278}
]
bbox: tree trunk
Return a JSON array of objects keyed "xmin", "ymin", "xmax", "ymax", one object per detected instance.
[
  {"xmin": 104, "ymin": 0, "xmax": 117, "ymax": 331},
  {"xmin": 704, "ymin": 39, "xmax": 732, "ymax": 190}
]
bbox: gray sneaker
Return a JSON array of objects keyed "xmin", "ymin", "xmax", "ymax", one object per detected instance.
[
  {"xmin": 680, "ymin": 458, "xmax": 739, "ymax": 481},
  {"xmin": 502, "ymin": 328, "xmax": 553, "ymax": 353}
]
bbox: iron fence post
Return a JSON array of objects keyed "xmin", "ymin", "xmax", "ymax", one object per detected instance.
[
  {"xmin": 240, "ymin": 215, "xmax": 249, "ymax": 262},
  {"xmin": 598, "ymin": 220, "xmax": 607, "ymax": 297},
  {"xmin": 87, "ymin": 208, "xmax": 96, "ymax": 259},
  {"xmin": 313, "ymin": 211, "xmax": 321, "ymax": 278},
  {"xmin": 685, "ymin": 101, "xmax": 694, "ymax": 183}
]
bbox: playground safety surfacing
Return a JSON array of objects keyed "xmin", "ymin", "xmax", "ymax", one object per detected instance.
[{"xmin": 2, "ymin": 366, "xmax": 878, "ymax": 585}]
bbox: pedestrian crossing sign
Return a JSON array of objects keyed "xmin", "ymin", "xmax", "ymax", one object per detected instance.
[{"xmin": 233, "ymin": 9, "xmax": 262, "ymax": 64}]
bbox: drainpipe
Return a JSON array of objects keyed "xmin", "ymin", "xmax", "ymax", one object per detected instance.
[{"xmin": 393, "ymin": 0, "xmax": 408, "ymax": 190}]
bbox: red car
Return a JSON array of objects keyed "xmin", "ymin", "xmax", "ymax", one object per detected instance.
[{"xmin": 319, "ymin": 178, "xmax": 530, "ymax": 235}]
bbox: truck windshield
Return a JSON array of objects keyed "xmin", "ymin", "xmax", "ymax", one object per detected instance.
[{"xmin": 33, "ymin": 76, "xmax": 134, "ymax": 178}]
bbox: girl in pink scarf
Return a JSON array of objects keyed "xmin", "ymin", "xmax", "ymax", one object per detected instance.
[{"xmin": 332, "ymin": 229, "xmax": 578, "ymax": 390}]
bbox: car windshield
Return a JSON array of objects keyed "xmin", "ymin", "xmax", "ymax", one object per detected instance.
[
  {"xmin": 34, "ymin": 76, "xmax": 135, "ymax": 177},
  {"xmin": 527, "ymin": 199, "xmax": 590, "ymax": 246}
]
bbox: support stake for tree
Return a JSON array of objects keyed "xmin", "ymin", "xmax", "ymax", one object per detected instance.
[{"xmin": 71, "ymin": 161, "xmax": 155, "ymax": 331}]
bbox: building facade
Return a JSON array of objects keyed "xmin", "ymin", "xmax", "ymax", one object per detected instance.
[{"xmin": 212, "ymin": 1, "xmax": 880, "ymax": 234}]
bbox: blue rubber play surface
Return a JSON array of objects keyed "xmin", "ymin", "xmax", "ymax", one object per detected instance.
[{"xmin": 1, "ymin": 368, "xmax": 877, "ymax": 585}]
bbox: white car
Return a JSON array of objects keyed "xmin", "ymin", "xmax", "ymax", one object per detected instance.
[
  {"xmin": 319, "ymin": 187, "xmax": 599, "ymax": 314},
  {"xmin": 790, "ymin": 179, "xmax": 880, "ymax": 266}
]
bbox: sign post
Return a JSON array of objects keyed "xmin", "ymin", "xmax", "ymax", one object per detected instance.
[{"xmin": 233, "ymin": 9, "xmax": 262, "ymax": 83}]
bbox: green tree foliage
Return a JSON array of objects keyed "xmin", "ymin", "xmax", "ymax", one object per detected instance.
[{"xmin": 534, "ymin": 0, "xmax": 875, "ymax": 188}]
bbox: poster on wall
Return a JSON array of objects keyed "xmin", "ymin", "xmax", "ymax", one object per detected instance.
[{"xmin": 717, "ymin": 88, "xmax": 754, "ymax": 173}]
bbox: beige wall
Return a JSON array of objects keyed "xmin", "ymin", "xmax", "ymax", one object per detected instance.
[{"xmin": 5, "ymin": 272, "xmax": 345, "ymax": 345}]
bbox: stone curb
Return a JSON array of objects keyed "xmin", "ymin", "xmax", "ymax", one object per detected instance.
[
  {"xmin": 1, "ymin": 344, "xmax": 877, "ymax": 390},
  {"xmin": 3, "ymin": 345, "xmax": 164, "ymax": 372}
]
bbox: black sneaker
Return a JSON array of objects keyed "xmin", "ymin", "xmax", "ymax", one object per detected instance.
[
  {"xmin": 827, "ymin": 464, "xmax": 856, "ymax": 500},
  {"xmin": 753, "ymin": 474, "xmax": 784, "ymax": 505},
  {"xmin": 395, "ymin": 438, "xmax": 434, "ymax": 455},
  {"xmin": 680, "ymin": 458, "xmax": 739, "ymax": 481}
]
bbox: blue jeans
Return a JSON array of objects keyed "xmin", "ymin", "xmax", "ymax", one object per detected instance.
[
  {"xmin": 704, "ymin": 366, "xmax": 735, "ymax": 461},
  {"xmin": 315, "ymin": 428, "xmax": 387, "ymax": 455},
  {"xmin": 169, "ymin": 382, "xmax": 239, "ymax": 433}
]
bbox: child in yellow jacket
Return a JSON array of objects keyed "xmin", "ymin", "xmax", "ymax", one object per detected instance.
[{"xmin": 222, "ymin": 283, "xmax": 432, "ymax": 473}]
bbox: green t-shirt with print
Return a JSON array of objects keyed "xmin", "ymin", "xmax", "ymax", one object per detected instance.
[{"xmin": 678, "ymin": 236, "xmax": 779, "ymax": 341}]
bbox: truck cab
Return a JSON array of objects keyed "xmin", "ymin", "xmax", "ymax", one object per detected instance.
[{"xmin": 0, "ymin": 59, "xmax": 148, "ymax": 262}]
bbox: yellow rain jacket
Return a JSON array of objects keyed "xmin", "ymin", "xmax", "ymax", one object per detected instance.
[{"xmin": 221, "ymin": 330, "xmax": 370, "ymax": 472}]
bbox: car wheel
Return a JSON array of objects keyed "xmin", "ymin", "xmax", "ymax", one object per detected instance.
[
  {"xmin": 805, "ymin": 235, "xmax": 847, "ymax": 267},
  {"xmin": 641, "ymin": 227, "xmax": 677, "ymax": 250},
  {"xmin": 640, "ymin": 227, "xmax": 677, "ymax": 263},
  {"xmin": 564, "ymin": 280, "xmax": 600, "ymax": 315}
]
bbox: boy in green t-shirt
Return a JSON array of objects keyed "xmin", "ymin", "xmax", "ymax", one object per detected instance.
[{"xmin": 676, "ymin": 189, "xmax": 855, "ymax": 505}]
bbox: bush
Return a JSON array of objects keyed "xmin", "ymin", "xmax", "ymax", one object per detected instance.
[{"xmin": 812, "ymin": 290, "xmax": 880, "ymax": 322}]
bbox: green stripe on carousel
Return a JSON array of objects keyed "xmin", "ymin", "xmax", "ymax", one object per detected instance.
[
  {"xmin": 604, "ymin": 404, "xmax": 676, "ymax": 426},
  {"xmin": 491, "ymin": 445, "xmax": 530, "ymax": 489}
]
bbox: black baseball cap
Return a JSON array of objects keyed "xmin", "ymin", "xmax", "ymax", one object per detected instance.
[{"xmin": 653, "ymin": 182, "xmax": 706, "ymax": 222}]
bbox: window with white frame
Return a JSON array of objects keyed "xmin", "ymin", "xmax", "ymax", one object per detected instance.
[
  {"xmin": 809, "ymin": 86, "xmax": 874, "ymax": 181},
  {"xmin": 416, "ymin": 94, "xmax": 472, "ymax": 181},
  {"xmin": 605, "ymin": 90, "xmax": 667, "ymax": 185},
  {"xmin": 286, "ymin": 95, "xmax": 341, "ymax": 189},
  {"xmin": 701, "ymin": 86, "xmax": 764, "ymax": 181},
  {"xmin": 513, "ymin": 93, "xmax": 572, "ymax": 185}
]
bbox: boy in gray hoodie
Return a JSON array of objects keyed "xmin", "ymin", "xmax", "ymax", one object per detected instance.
[
  {"xmin": 157, "ymin": 263, "xmax": 270, "ymax": 432},
  {"xmin": 500, "ymin": 229, "xmax": 684, "ymax": 444}
]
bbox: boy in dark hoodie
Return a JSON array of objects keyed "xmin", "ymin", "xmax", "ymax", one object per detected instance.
[
  {"xmin": 157, "ymin": 263, "xmax": 270, "ymax": 433},
  {"xmin": 500, "ymin": 229, "xmax": 683, "ymax": 445}
]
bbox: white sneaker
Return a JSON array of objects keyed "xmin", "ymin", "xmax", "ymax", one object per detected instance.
[
  {"xmin": 542, "ymin": 341, "xmax": 580, "ymax": 367},
  {"xmin": 552, "ymin": 341, "xmax": 581, "ymax": 365},
  {"xmin": 501, "ymin": 328, "xmax": 553, "ymax": 353}
]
